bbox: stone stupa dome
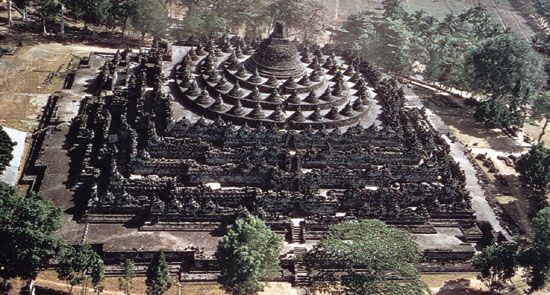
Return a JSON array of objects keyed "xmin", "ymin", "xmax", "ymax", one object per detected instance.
[{"xmin": 244, "ymin": 21, "xmax": 306, "ymax": 79}]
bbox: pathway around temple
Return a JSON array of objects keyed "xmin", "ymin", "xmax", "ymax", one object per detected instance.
[{"xmin": 403, "ymin": 87, "xmax": 513, "ymax": 241}]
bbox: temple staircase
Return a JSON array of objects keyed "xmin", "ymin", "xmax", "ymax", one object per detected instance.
[
  {"xmin": 293, "ymin": 247, "xmax": 310, "ymax": 287},
  {"xmin": 290, "ymin": 218, "xmax": 305, "ymax": 243}
]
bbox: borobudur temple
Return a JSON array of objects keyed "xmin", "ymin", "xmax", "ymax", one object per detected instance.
[{"xmin": 21, "ymin": 22, "xmax": 511, "ymax": 284}]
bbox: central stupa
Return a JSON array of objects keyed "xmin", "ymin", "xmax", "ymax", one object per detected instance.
[{"xmin": 244, "ymin": 21, "xmax": 306, "ymax": 79}]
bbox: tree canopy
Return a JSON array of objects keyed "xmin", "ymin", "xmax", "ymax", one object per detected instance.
[
  {"xmin": 266, "ymin": 0, "xmax": 326, "ymax": 41},
  {"xmin": 333, "ymin": 12, "xmax": 412, "ymax": 74},
  {"xmin": 0, "ymin": 182, "xmax": 62, "ymax": 281},
  {"xmin": 466, "ymin": 33, "xmax": 546, "ymax": 101},
  {"xmin": 129, "ymin": 0, "xmax": 171, "ymax": 39},
  {"xmin": 216, "ymin": 214, "xmax": 283, "ymax": 295},
  {"xmin": 464, "ymin": 33, "xmax": 546, "ymax": 129},
  {"xmin": 56, "ymin": 244, "xmax": 105, "ymax": 294},
  {"xmin": 67, "ymin": 0, "xmax": 113, "ymax": 26},
  {"xmin": 182, "ymin": 5, "xmax": 228, "ymax": 37},
  {"xmin": 0, "ymin": 128, "xmax": 15, "ymax": 174},
  {"xmin": 303, "ymin": 219, "xmax": 426, "ymax": 295},
  {"xmin": 177, "ymin": 0, "xmax": 327, "ymax": 39},
  {"xmin": 372, "ymin": 17, "xmax": 413, "ymax": 73},
  {"xmin": 333, "ymin": 11, "xmax": 375, "ymax": 55},
  {"xmin": 213, "ymin": 0, "xmax": 268, "ymax": 37},
  {"xmin": 532, "ymin": 0, "xmax": 550, "ymax": 24},
  {"xmin": 473, "ymin": 99, "xmax": 519, "ymax": 129},
  {"xmin": 518, "ymin": 207, "xmax": 550, "ymax": 292},
  {"xmin": 473, "ymin": 243, "xmax": 517, "ymax": 292},
  {"xmin": 515, "ymin": 143, "xmax": 550, "ymax": 191},
  {"xmin": 118, "ymin": 259, "xmax": 136, "ymax": 295},
  {"xmin": 145, "ymin": 251, "xmax": 172, "ymax": 295}
]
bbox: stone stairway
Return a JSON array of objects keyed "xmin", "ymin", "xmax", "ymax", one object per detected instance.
[
  {"xmin": 293, "ymin": 247, "xmax": 310, "ymax": 287},
  {"xmin": 291, "ymin": 224, "xmax": 303, "ymax": 243}
]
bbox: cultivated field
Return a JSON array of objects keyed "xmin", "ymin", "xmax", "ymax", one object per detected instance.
[{"xmin": 320, "ymin": 0, "xmax": 536, "ymax": 40}]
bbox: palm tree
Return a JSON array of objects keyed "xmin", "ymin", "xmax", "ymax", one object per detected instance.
[
  {"xmin": 419, "ymin": 16, "xmax": 437, "ymax": 46},
  {"xmin": 463, "ymin": 5, "xmax": 486, "ymax": 20},
  {"xmin": 407, "ymin": 10, "xmax": 426, "ymax": 34},
  {"xmin": 437, "ymin": 15, "xmax": 458, "ymax": 35}
]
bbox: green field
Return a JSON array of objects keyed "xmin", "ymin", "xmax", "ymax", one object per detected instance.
[{"xmin": 321, "ymin": 0, "xmax": 536, "ymax": 40}]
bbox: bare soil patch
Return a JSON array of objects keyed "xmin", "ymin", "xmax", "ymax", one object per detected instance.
[{"xmin": 33, "ymin": 270, "xmax": 297, "ymax": 295}]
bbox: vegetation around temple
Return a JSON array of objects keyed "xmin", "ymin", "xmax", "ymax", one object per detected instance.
[
  {"xmin": 118, "ymin": 259, "xmax": 136, "ymax": 295},
  {"xmin": 304, "ymin": 220, "xmax": 427, "ymax": 294},
  {"xmin": 334, "ymin": 1, "xmax": 548, "ymax": 132},
  {"xmin": 0, "ymin": 182, "xmax": 62, "ymax": 284},
  {"xmin": 516, "ymin": 144, "xmax": 550, "ymax": 191},
  {"xmin": 216, "ymin": 214, "xmax": 283, "ymax": 295},
  {"xmin": 145, "ymin": 251, "xmax": 172, "ymax": 295},
  {"xmin": 0, "ymin": 128, "xmax": 14, "ymax": 174},
  {"xmin": 56, "ymin": 244, "xmax": 105, "ymax": 294},
  {"xmin": 473, "ymin": 243, "xmax": 517, "ymax": 293}
]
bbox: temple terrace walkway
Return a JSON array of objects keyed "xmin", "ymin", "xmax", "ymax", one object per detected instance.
[{"xmin": 403, "ymin": 86, "xmax": 513, "ymax": 241}]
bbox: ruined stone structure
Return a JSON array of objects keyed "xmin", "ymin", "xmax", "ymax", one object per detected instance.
[{"xmin": 21, "ymin": 26, "xmax": 504, "ymax": 285}]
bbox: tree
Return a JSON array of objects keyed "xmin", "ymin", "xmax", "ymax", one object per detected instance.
[
  {"xmin": 381, "ymin": 0, "xmax": 406, "ymax": 19},
  {"xmin": 338, "ymin": 9, "xmax": 413, "ymax": 72},
  {"xmin": 371, "ymin": 17, "xmax": 413, "ymax": 73},
  {"xmin": 0, "ymin": 128, "xmax": 15, "ymax": 174},
  {"xmin": 67, "ymin": 0, "xmax": 113, "ymax": 28},
  {"xmin": 56, "ymin": 244, "xmax": 105, "ymax": 294},
  {"xmin": 129, "ymin": 0, "xmax": 171, "ymax": 39},
  {"xmin": 424, "ymin": 34, "xmax": 471, "ymax": 88},
  {"xmin": 420, "ymin": 6, "xmax": 505, "ymax": 89},
  {"xmin": 515, "ymin": 143, "xmax": 550, "ymax": 191},
  {"xmin": 333, "ymin": 11, "xmax": 375, "ymax": 57},
  {"xmin": 0, "ymin": 182, "xmax": 62, "ymax": 283},
  {"xmin": 266, "ymin": 0, "xmax": 327, "ymax": 41},
  {"xmin": 530, "ymin": 91, "xmax": 550, "ymax": 143},
  {"xmin": 145, "ymin": 251, "xmax": 172, "ymax": 295},
  {"xmin": 13, "ymin": 0, "xmax": 31, "ymax": 21},
  {"xmin": 518, "ymin": 207, "xmax": 550, "ymax": 292},
  {"xmin": 33, "ymin": 0, "xmax": 62, "ymax": 35},
  {"xmin": 182, "ymin": 5, "xmax": 228, "ymax": 37},
  {"xmin": 466, "ymin": 33, "xmax": 546, "ymax": 102},
  {"xmin": 109, "ymin": 0, "xmax": 132, "ymax": 35},
  {"xmin": 532, "ymin": 32, "xmax": 550, "ymax": 56},
  {"xmin": 216, "ymin": 214, "xmax": 283, "ymax": 295},
  {"xmin": 303, "ymin": 220, "xmax": 426, "ymax": 294},
  {"xmin": 465, "ymin": 34, "xmax": 546, "ymax": 129},
  {"xmin": 532, "ymin": 0, "xmax": 550, "ymax": 24},
  {"xmin": 118, "ymin": 259, "xmax": 136, "ymax": 295},
  {"xmin": 212, "ymin": 0, "xmax": 269, "ymax": 37},
  {"xmin": 473, "ymin": 243, "xmax": 517, "ymax": 292},
  {"xmin": 473, "ymin": 99, "xmax": 517, "ymax": 129}
]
